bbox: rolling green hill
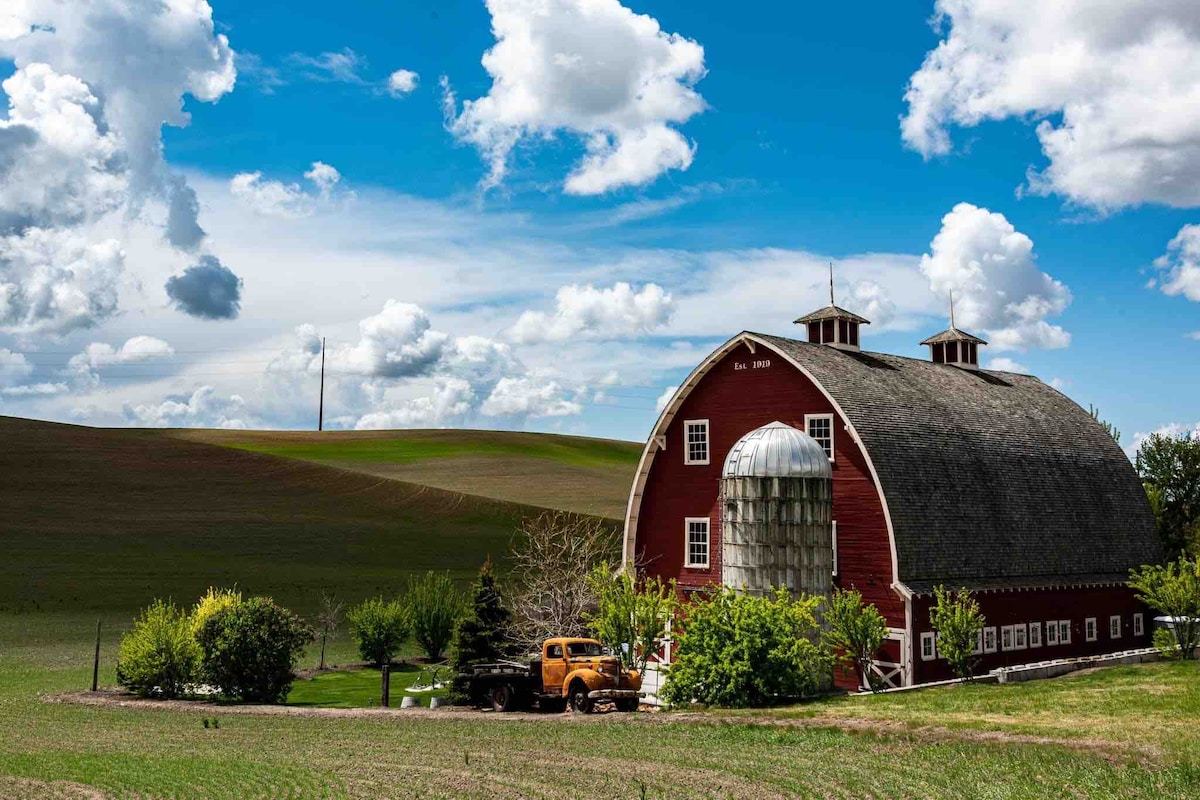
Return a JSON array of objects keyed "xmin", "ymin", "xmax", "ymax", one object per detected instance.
[
  {"xmin": 176, "ymin": 428, "xmax": 641, "ymax": 521},
  {"xmin": 0, "ymin": 416, "xmax": 632, "ymax": 617}
]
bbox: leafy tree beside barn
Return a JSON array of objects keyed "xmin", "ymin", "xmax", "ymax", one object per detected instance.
[{"xmin": 1136, "ymin": 431, "xmax": 1200, "ymax": 558}]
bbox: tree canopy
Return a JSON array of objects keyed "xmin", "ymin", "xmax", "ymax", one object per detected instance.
[{"xmin": 1136, "ymin": 431, "xmax": 1200, "ymax": 558}]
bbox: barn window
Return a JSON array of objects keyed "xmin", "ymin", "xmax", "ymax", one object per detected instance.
[
  {"xmin": 973, "ymin": 630, "xmax": 983, "ymax": 655},
  {"xmin": 920, "ymin": 632, "xmax": 936, "ymax": 661},
  {"xmin": 805, "ymin": 414, "xmax": 834, "ymax": 461},
  {"xmin": 1133, "ymin": 613, "xmax": 1144, "ymax": 637},
  {"xmin": 807, "ymin": 322, "xmax": 822, "ymax": 343},
  {"xmin": 1109, "ymin": 615, "xmax": 1122, "ymax": 639},
  {"xmin": 1029, "ymin": 622, "xmax": 1042, "ymax": 648},
  {"xmin": 684, "ymin": 517, "xmax": 710, "ymax": 568},
  {"xmin": 1045, "ymin": 620, "xmax": 1058, "ymax": 645},
  {"xmin": 1001, "ymin": 625, "xmax": 1014, "ymax": 651},
  {"xmin": 932, "ymin": 342, "xmax": 946, "ymax": 364},
  {"xmin": 831, "ymin": 520, "xmax": 838, "ymax": 577},
  {"xmin": 822, "ymin": 319, "xmax": 835, "ymax": 343},
  {"xmin": 1059, "ymin": 620, "xmax": 1072, "ymax": 644},
  {"xmin": 1085, "ymin": 617, "xmax": 1097, "ymax": 642},
  {"xmin": 983, "ymin": 626, "xmax": 997, "ymax": 653},
  {"xmin": 946, "ymin": 341, "xmax": 959, "ymax": 362},
  {"xmin": 683, "ymin": 420, "xmax": 710, "ymax": 465},
  {"xmin": 838, "ymin": 319, "xmax": 849, "ymax": 344},
  {"xmin": 1014, "ymin": 623, "xmax": 1027, "ymax": 650},
  {"xmin": 848, "ymin": 323, "xmax": 860, "ymax": 347}
]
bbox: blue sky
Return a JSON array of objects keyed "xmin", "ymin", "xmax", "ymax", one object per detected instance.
[{"xmin": 1, "ymin": 0, "xmax": 1197, "ymax": 449}]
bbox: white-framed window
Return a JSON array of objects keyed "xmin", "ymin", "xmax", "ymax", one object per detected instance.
[
  {"xmin": 920, "ymin": 631, "xmax": 936, "ymax": 661},
  {"xmin": 1014, "ymin": 623, "xmax": 1028, "ymax": 650},
  {"xmin": 683, "ymin": 420, "xmax": 710, "ymax": 465},
  {"xmin": 973, "ymin": 630, "xmax": 983, "ymax": 655},
  {"xmin": 1059, "ymin": 620, "xmax": 1072, "ymax": 645},
  {"xmin": 1133, "ymin": 613, "xmax": 1144, "ymax": 637},
  {"xmin": 1085, "ymin": 617, "xmax": 1097, "ymax": 642},
  {"xmin": 684, "ymin": 517, "xmax": 710, "ymax": 568},
  {"xmin": 1001, "ymin": 625, "xmax": 1014, "ymax": 651},
  {"xmin": 804, "ymin": 413, "xmax": 835, "ymax": 461},
  {"xmin": 983, "ymin": 626, "xmax": 997, "ymax": 653},
  {"xmin": 1029, "ymin": 622, "xmax": 1042, "ymax": 648},
  {"xmin": 1109, "ymin": 615, "xmax": 1122, "ymax": 639},
  {"xmin": 1046, "ymin": 620, "xmax": 1058, "ymax": 645},
  {"xmin": 831, "ymin": 520, "xmax": 838, "ymax": 577}
]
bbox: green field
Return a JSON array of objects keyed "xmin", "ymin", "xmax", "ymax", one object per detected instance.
[
  {"xmin": 178, "ymin": 428, "xmax": 641, "ymax": 520},
  {"xmin": 3, "ymin": 415, "xmax": 1199, "ymax": 798}
]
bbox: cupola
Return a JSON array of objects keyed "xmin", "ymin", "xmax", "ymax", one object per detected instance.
[
  {"xmin": 921, "ymin": 292, "xmax": 987, "ymax": 370},
  {"xmin": 794, "ymin": 264, "xmax": 870, "ymax": 352}
]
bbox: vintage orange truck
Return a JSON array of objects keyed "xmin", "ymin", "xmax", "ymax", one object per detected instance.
[{"xmin": 464, "ymin": 637, "xmax": 643, "ymax": 713}]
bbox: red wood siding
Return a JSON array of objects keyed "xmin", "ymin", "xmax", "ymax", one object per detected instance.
[
  {"xmin": 912, "ymin": 586, "xmax": 1152, "ymax": 683},
  {"xmin": 633, "ymin": 341, "xmax": 903, "ymax": 629}
]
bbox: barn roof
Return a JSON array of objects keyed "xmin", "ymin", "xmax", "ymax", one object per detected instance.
[
  {"xmin": 793, "ymin": 305, "xmax": 871, "ymax": 325},
  {"xmin": 751, "ymin": 332, "xmax": 1161, "ymax": 594}
]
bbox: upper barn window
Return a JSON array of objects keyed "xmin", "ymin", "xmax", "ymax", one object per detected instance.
[
  {"xmin": 684, "ymin": 517, "xmax": 710, "ymax": 568},
  {"xmin": 805, "ymin": 414, "xmax": 834, "ymax": 461},
  {"xmin": 684, "ymin": 419, "xmax": 709, "ymax": 465}
]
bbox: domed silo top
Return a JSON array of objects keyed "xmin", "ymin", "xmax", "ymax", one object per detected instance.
[{"xmin": 722, "ymin": 421, "xmax": 832, "ymax": 480}]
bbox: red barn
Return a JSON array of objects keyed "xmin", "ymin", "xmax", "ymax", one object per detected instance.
[{"xmin": 623, "ymin": 300, "xmax": 1162, "ymax": 688}]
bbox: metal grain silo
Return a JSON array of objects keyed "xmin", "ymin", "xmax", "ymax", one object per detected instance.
[{"xmin": 720, "ymin": 421, "xmax": 833, "ymax": 597}]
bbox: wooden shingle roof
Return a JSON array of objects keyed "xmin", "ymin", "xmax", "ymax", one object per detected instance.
[
  {"xmin": 753, "ymin": 332, "xmax": 1161, "ymax": 593},
  {"xmin": 793, "ymin": 305, "xmax": 871, "ymax": 325}
]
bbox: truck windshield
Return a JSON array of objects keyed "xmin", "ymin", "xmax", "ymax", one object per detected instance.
[{"xmin": 566, "ymin": 642, "xmax": 604, "ymax": 657}]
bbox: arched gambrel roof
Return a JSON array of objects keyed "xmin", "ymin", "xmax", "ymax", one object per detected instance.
[{"xmin": 624, "ymin": 331, "xmax": 1161, "ymax": 594}]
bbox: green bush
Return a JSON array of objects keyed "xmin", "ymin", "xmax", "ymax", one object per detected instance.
[
  {"xmin": 347, "ymin": 596, "xmax": 410, "ymax": 666},
  {"xmin": 190, "ymin": 586, "xmax": 242, "ymax": 637},
  {"xmin": 929, "ymin": 585, "xmax": 986, "ymax": 679},
  {"xmin": 1130, "ymin": 558, "xmax": 1200, "ymax": 660},
  {"xmin": 660, "ymin": 587, "xmax": 831, "ymax": 708},
  {"xmin": 197, "ymin": 596, "xmax": 313, "ymax": 702},
  {"xmin": 407, "ymin": 571, "xmax": 465, "ymax": 662},
  {"xmin": 824, "ymin": 588, "xmax": 888, "ymax": 691},
  {"xmin": 116, "ymin": 600, "xmax": 199, "ymax": 698}
]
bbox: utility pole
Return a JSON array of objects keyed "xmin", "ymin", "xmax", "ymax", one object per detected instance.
[{"xmin": 318, "ymin": 336, "xmax": 326, "ymax": 432}]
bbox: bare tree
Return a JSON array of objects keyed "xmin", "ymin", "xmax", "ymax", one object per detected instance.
[
  {"xmin": 508, "ymin": 511, "xmax": 621, "ymax": 652},
  {"xmin": 315, "ymin": 592, "xmax": 344, "ymax": 670}
]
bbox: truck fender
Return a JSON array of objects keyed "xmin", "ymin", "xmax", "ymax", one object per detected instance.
[{"xmin": 561, "ymin": 668, "xmax": 604, "ymax": 696}]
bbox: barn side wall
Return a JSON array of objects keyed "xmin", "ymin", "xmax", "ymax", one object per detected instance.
[
  {"xmin": 633, "ymin": 340, "xmax": 902, "ymax": 631},
  {"xmin": 911, "ymin": 585, "xmax": 1153, "ymax": 684}
]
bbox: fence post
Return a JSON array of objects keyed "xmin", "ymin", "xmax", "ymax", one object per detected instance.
[
  {"xmin": 381, "ymin": 664, "xmax": 390, "ymax": 708},
  {"xmin": 91, "ymin": 619, "xmax": 102, "ymax": 692}
]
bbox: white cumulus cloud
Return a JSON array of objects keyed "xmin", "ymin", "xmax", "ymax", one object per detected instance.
[
  {"xmin": 231, "ymin": 161, "xmax": 344, "ymax": 217},
  {"xmin": 654, "ymin": 384, "xmax": 677, "ymax": 414},
  {"xmin": 480, "ymin": 376, "xmax": 581, "ymax": 418},
  {"xmin": 386, "ymin": 69, "xmax": 419, "ymax": 97},
  {"xmin": 125, "ymin": 385, "xmax": 251, "ymax": 429},
  {"xmin": 68, "ymin": 335, "xmax": 173, "ymax": 386},
  {"xmin": 1154, "ymin": 223, "xmax": 1200, "ymax": 302},
  {"xmin": 920, "ymin": 203, "xmax": 1072, "ymax": 352},
  {"xmin": 902, "ymin": 1, "xmax": 1200, "ymax": 211},
  {"xmin": 507, "ymin": 282, "xmax": 675, "ymax": 344},
  {"xmin": 985, "ymin": 357, "xmax": 1028, "ymax": 373},
  {"xmin": 444, "ymin": 0, "xmax": 707, "ymax": 194}
]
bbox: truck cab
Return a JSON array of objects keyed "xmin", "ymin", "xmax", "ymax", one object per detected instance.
[{"xmin": 537, "ymin": 637, "xmax": 642, "ymax": 713}]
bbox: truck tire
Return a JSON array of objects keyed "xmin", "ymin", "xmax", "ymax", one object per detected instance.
[
  {"xmin": 615, "ymin": 698, "xmax": 639, "ymax": 712},
  {"xmin": 568, "ymin": 682, "xmax": 594, "ymax": 714},
  {"xmin": 489, "ymin": 683, "xmax": 517, "ymax": 712}
]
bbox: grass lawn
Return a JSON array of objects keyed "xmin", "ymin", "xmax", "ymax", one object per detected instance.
[
  {"xmin": 286, "ymin": 666, "xmax": 449, "ymax": 709},
  {"xmin": 3, "ymin": 613, "xmax": 1198, "ymax": 798}
]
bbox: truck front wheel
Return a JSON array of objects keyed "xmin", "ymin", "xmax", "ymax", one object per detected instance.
[
  {"xmin": 490, "ymin": 683, "xmax": 517, "ymax": 712},
  {"xmin": 568, "ymin": 682, "xmax": 594, "ymax": 714}
]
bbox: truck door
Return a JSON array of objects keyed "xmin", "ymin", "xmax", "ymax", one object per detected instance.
[{"xmin": 543, "ymin": 642, "xmax": 567, "ymax": 694}]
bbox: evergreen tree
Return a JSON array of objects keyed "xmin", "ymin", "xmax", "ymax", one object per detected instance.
[{"xmin": 449, "ymin": 558, "xmax": 511, "ymax": 703}]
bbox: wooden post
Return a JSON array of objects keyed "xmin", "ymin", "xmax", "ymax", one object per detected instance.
[
  {"xmin": 381, "ymin": 664, "xmax": 390, "ymax": 708},
  {"xmin": 317, "ymin": 336, "xmax": 326, "ymax": 432},
  {"xmin": 91, "ymin": 619, "xmax": 101, "ymax": 692}
]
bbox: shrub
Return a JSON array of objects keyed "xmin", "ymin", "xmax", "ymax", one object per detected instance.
[
  {"xmin": 197, "ymin": 596, "xmax": 313, "ymax": 703},
  {"xmin": 585, "ymin": 565, "xmax": 676, "ymax": 674},
  {"xmin": 407, "ymin": 571, "xmax": 465, "ymax": 662},
  {"xmin": 660, "ymin": 587, "xmax": 831, "ymax": 708},
  {"xmin": 190, "ymin": 586, "xmax": 242, "ymax": 637},
  {"xmin": 116, "ymin": 600, "xmax": 199, "ymax": 698},
  {"xmin": 824, "ymin": 588, "xmax": 888, "ymax": 691},
  {"xmin": 929, "ymin": 585, "xmax": 985, "ymax": 680},
  {"xmin": 1130, "ymin": 558, "xmax": 1200, "ymax": 660},
  {"xmin": 347, "ymin": 596, "xmax": 410, "ymax": 666}
]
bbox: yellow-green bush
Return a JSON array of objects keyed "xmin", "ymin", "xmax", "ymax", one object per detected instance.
[{"xmin": 116, "ymin": 600, "xmax": 199, "ymax": 698}]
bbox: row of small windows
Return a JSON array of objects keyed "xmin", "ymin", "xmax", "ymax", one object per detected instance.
[
  {"xmin": 930, "ymin": 340, "xmax": 978, "ymax": 366},
  {"xmin": 682, "ymin": 416, "xmax": 835, "ymax": 465},
  {"xmin": 807, "ymin": 319, "xmax": 860, "ymax": 348},
  {"xmin": 920, "ymin": 614, "xmax": 1145, "ymax": 661}
]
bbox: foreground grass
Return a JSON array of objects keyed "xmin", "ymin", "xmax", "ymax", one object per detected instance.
[{"xmin": 3, "ymin": 614, "xmax": 1198, "ymax": 799}]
